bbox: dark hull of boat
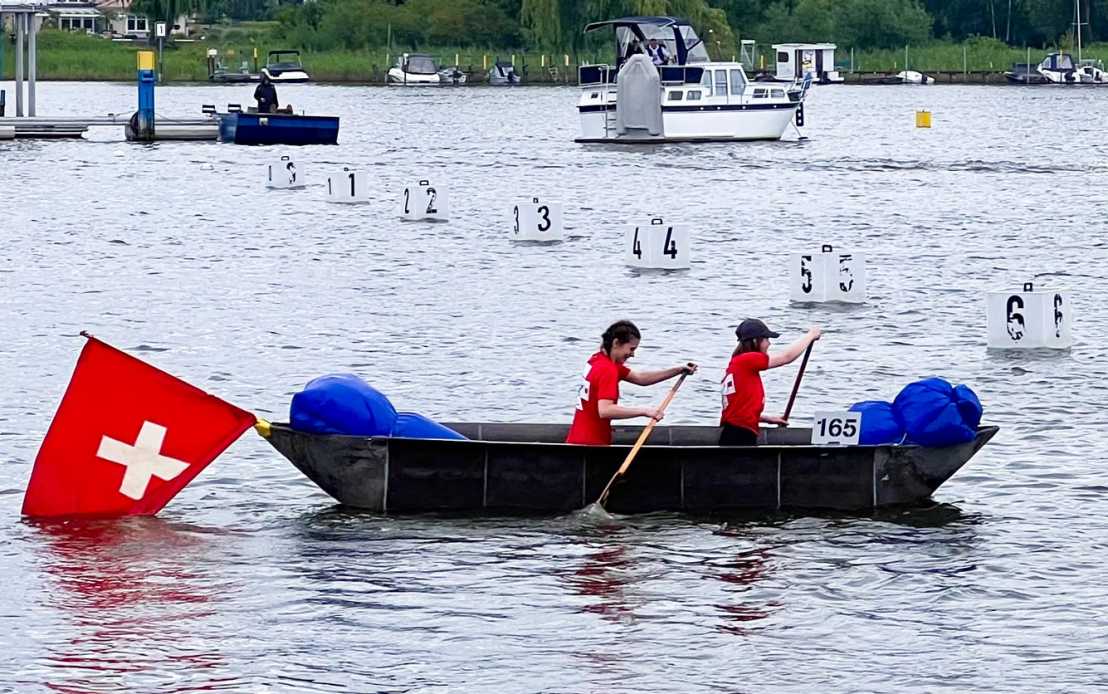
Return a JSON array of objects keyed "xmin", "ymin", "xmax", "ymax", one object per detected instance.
[
  {"xmin": 217, "ymin": 113, "xmax": 339, "ymax": 145},
  {"xmin": 263, "ymin": 423, "xmax": 998, "ymax": 515}
]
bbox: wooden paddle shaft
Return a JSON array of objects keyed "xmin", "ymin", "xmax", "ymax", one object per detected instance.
[
  {"xmin": 596, "ymin": 372, "xmax": 687, "ymax": 507},
  {"xmin": 781, "ymin": 341, "xmax": 814, "ymax": 422}
]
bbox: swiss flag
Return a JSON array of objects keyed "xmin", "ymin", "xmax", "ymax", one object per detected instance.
[{"xmin": 22, "ymin": 334, "xmax": 255, "ymax": 518}]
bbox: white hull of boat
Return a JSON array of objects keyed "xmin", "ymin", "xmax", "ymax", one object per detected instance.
[
  {"xmin": 263, "ymin": 69, "xmax": 311, "ymax": 84},
  {"xmin": 576, "ymin": 105, "xmax": 797, "ymax": 142},
  {"xmin": 386, "ymin": 69, "xmax": 442, "ymax": 86}
]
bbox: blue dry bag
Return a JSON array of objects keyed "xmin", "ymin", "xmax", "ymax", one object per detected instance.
[
  {"xmin": 892, "ymin": 378, "xmax": 983, "ymax": 447},
  {"xmin": 848, "ymin": 400, "xmax": 905, "ymax": 445},
  {"xmin": 391, "ymin": 412, "xmax": 467, "ymax": 440},
  {"xmin": 290, "ymin": 374, "xmax": 398, "ymax": 436}
]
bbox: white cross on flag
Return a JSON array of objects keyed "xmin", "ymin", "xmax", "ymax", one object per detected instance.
[{"xmin": 22, "ymin": 334, "xmax": 255, "ymax": 518}]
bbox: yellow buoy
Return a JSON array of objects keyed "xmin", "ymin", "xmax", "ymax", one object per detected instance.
[{"xmin": 916, "ymin": 110, "xmax": 932, "ymax": 128}]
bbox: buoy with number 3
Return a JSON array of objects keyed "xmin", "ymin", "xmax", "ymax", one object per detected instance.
[
  {"xmin": 512, "ymin": 198, "xmax": 564, "ymax": 242},
  {"xmin": 326, "ymin": 167, "xmax": 369, "ymax": 204},
  {"xmin": 400, "ymin": 180, "xmax": 449, "ymax": 221},
  {"xmin": 266, "ymin": 155, "xmax": 304, "ymax": 190},
  {"xmin": 624, "ymin": 217, "xmax": 690, "ymax": 270}
]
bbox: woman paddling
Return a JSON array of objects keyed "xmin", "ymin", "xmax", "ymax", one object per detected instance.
[
  {"xmin": 567, "ymin": 320, "xmax": 697, "ymax": 445},
  {"xmin": 720, "ymin": 319, "xmax": 821, "ymax": 446}
]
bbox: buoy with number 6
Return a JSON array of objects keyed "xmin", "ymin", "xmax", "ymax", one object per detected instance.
[
  {"xmin": 624, "ymin": 217, "xmax": 690, "ymax": 270},
  {"xmin": 400, "ymin": 179, "xmax": 449, "ymax": 221},
  {"xmin": 266, "ymin": 155, "xmax": 305, "ymax": 190},
  {"xmin": 512, "ymin": 198, "xmax": 564, "ymax": 242},
  {"xmin": 789, "ymin": 244, "xmax": 866, "ymax": 303},
  {"xmin": 326, "ymin": 167, "xmax": 369, "ymax": 204},
  {"xmin": 986, "ymin": 282, "xmax": 1071, "ymax": 349}
]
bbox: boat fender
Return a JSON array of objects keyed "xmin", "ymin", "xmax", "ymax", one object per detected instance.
[
  {"xmin": 892, "ymin": 378, "xmax": 982, "ymax": 447},
  {"xmin": 290, "ymin": 374, "xmax": 398, "ymax": 436},
  {"xmin": 391, "ymin": 413, "xmax": 467, "ymax": 441},
  {"xmin": 847, "ymin": 400, "xmax": 905, "ymax": 445}
]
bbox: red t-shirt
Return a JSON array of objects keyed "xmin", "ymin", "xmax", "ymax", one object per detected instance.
[
  {"xmin": 566, "ymin": 351, "xmax": 632, "ymax": 445},
  {"xmin": 721, "ymin": 351, "xmax": 770, "ymax": 434}
]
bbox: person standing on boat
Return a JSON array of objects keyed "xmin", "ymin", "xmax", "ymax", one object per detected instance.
[
  {"xmin": 566, "ymin": 320, "xmax": 697, "ymax": 446},
  {"xmin": 646, "ymin": 38, "xmax": 670, "ymax": 66},
  {"xmin": 720, "ymin": 320, "xmax": 821, "ymax": 446},
  {"xmin": 254, "ymin": 74, "xmax": 278, "ymax": 114}
]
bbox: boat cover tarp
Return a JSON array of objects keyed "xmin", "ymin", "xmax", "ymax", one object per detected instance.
[
  {"xmin": 893, "ymin": 378, "xmax": 982, "ymax": 447},
  {"xmin": 290, "ymin": 374, "xmax": 466, "ymax": 440},
  {"xmin": 848, "ymin": 400, "xmax": 905, "ymax": 445},
  {"xmin": 616, "ymin": 54, "xmax": 663, "ymax": 135}
]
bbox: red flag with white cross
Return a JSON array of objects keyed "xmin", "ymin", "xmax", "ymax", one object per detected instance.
[{"xmin": 21, "ymin": 334, "xmax": 255, "ymax": 518}]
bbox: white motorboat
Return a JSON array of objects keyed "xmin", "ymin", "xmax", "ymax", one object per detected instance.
[
  {"xmin": 261, "ymin": 50, "xmax": 310, "ymax": 83},
  {"xmin": 387, "ymin": 53, "xmax": 445, "ymax": 86},
  {"xmin": 1037, "ymin": 52, "xmax": 1079, "ymax": 83},
  {"xmin": 1075, "ymin": 59, "xmax": 1108, "ymax": 83},
  {"xmin": 488, "ymin": 59, "xmax": 522, "ymax": 85},
  {"xmin": 576, "ymin": 16, "xmax": 807, "ymax": 144}
]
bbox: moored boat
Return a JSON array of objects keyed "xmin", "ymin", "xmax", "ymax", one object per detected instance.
[
  {"xmin": 262, "ymin": 50, "xmax": 311, "ymax": 83},
  {"xmin": 217, "ymin": 112, "xmax": 339, "ymax": 145},
  {"xmin": 576, "ymin": 16, "xmax": 807, "ymax": 144},
  {"xmin": 262, "ymin": 422, "xmax": 998, "ymax": 514}
]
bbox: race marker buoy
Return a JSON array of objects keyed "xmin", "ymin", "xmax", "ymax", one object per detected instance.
[
  {"xmin": 266, "ymin": 155, "xmax": 305, "ymax": 190},
  {"xmin": 916, "ymin": 110, "xmax": 932, "ymax": 128},
  {"xmin": 789, "ymin": 244, "xmax": 867, "ymax": 303},
  {"xmin": 986, "ymin": 282, "xmax": 1072, "ymax": 349},
  {"xmin": 400, "ymin": 179, "xmax": 449, "ymax": 221},
  {"xmin": 326, "ymin": 167, "xmax": 369, "ymax": 204},
  {"xmin": 624, "ymin": 217, "xmax": 690, "ymax": 270},
  {"xmin": 512, "ymin": 197, "xmax": 564, "ymax": 242}
]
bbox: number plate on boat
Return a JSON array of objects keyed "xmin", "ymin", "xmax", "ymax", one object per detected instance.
[{"xmin": 811, "ymin": 412, "xmax": 861, "ymax": 446}]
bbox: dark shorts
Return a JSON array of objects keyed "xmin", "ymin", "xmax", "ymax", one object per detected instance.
[{"xmin": 720, "ymin": 424, "xmax": 758, "ymax": 446}]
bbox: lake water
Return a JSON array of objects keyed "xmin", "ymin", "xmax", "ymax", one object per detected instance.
[{"xmin": 2, "ymin": 81, "xmax": 1107, "ymax": 692}]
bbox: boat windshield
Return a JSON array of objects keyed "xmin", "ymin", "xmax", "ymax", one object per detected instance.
[
  {"xmin": 613, "ymin": 22, "xmax": 709, "ymax": 65},
  {"xmin": 405, "ymin": 56, "xmax": 438, "ymax": 74},
  {"xmin": 268, "ymin": 52, "xmax": 302, "ymax": 68}
]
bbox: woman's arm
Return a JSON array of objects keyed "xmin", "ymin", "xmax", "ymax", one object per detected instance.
[
  {"xmin": 767, "ymin": 328, "xmax": 821, "ymax": 369},
  {"xmin": 625, "ymin": 362, "xmax": 698, "ymax": 386},
  {"xmin": 598, "ymin": 400, "xmax": 662, "ymax": 421}
]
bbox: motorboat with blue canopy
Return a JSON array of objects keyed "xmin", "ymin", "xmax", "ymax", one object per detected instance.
[{"xmin": 576, "ymin": 16, "xmax": 809, "ymax": 143}]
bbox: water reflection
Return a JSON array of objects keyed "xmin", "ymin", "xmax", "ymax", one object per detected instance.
[{"xmin": 25, "ymin": 518, "xmax": 234, "ymax": 692}]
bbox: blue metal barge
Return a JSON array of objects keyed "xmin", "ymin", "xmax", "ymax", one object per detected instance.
[{"xmin": 218, "ymin": 112, "xmax": 339, "ymax": 145}]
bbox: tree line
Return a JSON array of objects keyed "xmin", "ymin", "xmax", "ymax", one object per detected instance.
[{"xmin": 144, "ymin": 0, "xmax": 1105, "ymax": 53}]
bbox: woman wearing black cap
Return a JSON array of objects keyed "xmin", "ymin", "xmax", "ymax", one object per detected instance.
[{"xmin": 720, "ymin": 319, "xmax": 821, "ymax": 446}]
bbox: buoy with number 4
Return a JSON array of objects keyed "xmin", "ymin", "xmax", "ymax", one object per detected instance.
[
  {"xmin": 986, "ymin": 282, "xmax": 1071, "ymax": 349},
  {"xmin": 400, "ymin": 180, "xmax": 449, "ymax": 221},
  {"xmin": 326, "ymin": 167, "xmax": 369, "ymax": 204},
  {"xmin": 624, "ymin": 217, "xmax": 690, "ymax": 270},
  {"xmin": 266, "ymin": 155, "xmax": 305, "ymax": 190},
  {"xmin": 512, "ymin": 198, "xmax": 564, "ymax": 241},
  {"xmin": 789, "ymin": 244, "xmax": 866, "ymax": 303}
]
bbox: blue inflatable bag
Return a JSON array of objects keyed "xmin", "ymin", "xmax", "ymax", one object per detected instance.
[
  {"xmin": 893, "ymin": 378, "xmax": 983, "ymax": 447},
  {"xmin": 848, "ymin": 400, "xmax": 905, "ymax": 445},
  {"xmin": 391, "ymin": 412, "xmax": 467, "ymax": 441},
  {"xmin": 290, "ymin": 374, "xmax": 398, "ymax": 436}
]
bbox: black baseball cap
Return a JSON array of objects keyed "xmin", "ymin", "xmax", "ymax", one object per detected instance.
[{"xmin": 736, "ymin": 319, "xmax": 780, "ymax": 340}]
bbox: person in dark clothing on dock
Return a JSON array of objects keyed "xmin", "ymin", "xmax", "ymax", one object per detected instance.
[{"xmin": 254, "ymin": 74, "xmax": 278, "ymax": 114}]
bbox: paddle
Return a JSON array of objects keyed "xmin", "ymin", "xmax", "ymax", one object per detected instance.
[
  {"xmin": 595, "ymin": 372, "xmax": 688, "ymax": 509},
  {"xmin": 780, "ymin": 341, "xmax": 814, "ymax": 425}
]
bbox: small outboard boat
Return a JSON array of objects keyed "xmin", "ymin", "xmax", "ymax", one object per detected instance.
[
  {"xmin": 262, "ymin": 50, "xmax": 311, "ymax": 83},
  {"xmin": 488, "ymin": 58, "xmax": 521, "ymax": 85},
  {"xmin": 206, "ymin": 49, "xmax": 259, "ymax": 83},
  {"xmin": 438, "ymin": 64, "xmax": 467, "ymax": 85},
  {"xmin": 1004, "ymin": 62, "xmax": 1051, "ymax": 84},
  {"xmin": 387, "ymin": 53, "xmax": 443, "ymax": 85},
  {"xmin": 217, "ymin": 109, "xmax": 338, "ymax": 145}
]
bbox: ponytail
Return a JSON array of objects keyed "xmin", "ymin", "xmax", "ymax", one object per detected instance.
[
  {"xmin": 732, "ymin": 337, "xmax": 761, "ymax": 356},
  {"xmin": 601, "ymin": 320, "xmax": 641, "ymax": 355}
]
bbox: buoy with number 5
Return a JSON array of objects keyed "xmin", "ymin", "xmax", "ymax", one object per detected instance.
[
  {"xmin": 986, "ymin": 282, "xmax": 1071, "ymax": 349},
  {"xmin": 512, "ymin": 198, "xmax": 564, "ymax": 242},
  {"xmin": 789, "ymin": 244, "xmax": 866, "ymax": 303},
  {"xmin": 624, "ymin": 217, "xmax": 690, "ymax": 269},
  {"xmin": 400, "ymin": 180, "xmax": 449, "ymax": 221},
  {"xmin": 326, "ymin": 167, "xmax": 369, "ymax": 204},
  {"xmin": 266, "ymin": 155, "xmax": 305, "ymax": 190}
]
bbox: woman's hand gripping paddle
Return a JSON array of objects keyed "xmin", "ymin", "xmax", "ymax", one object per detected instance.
[
  {"xmin": 594, "ymin": 373, "xmax": 688, "ymax": 510},
  {"xmin": 780, "ymin": 341, "xmax": 815, "ymax": 425}
]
